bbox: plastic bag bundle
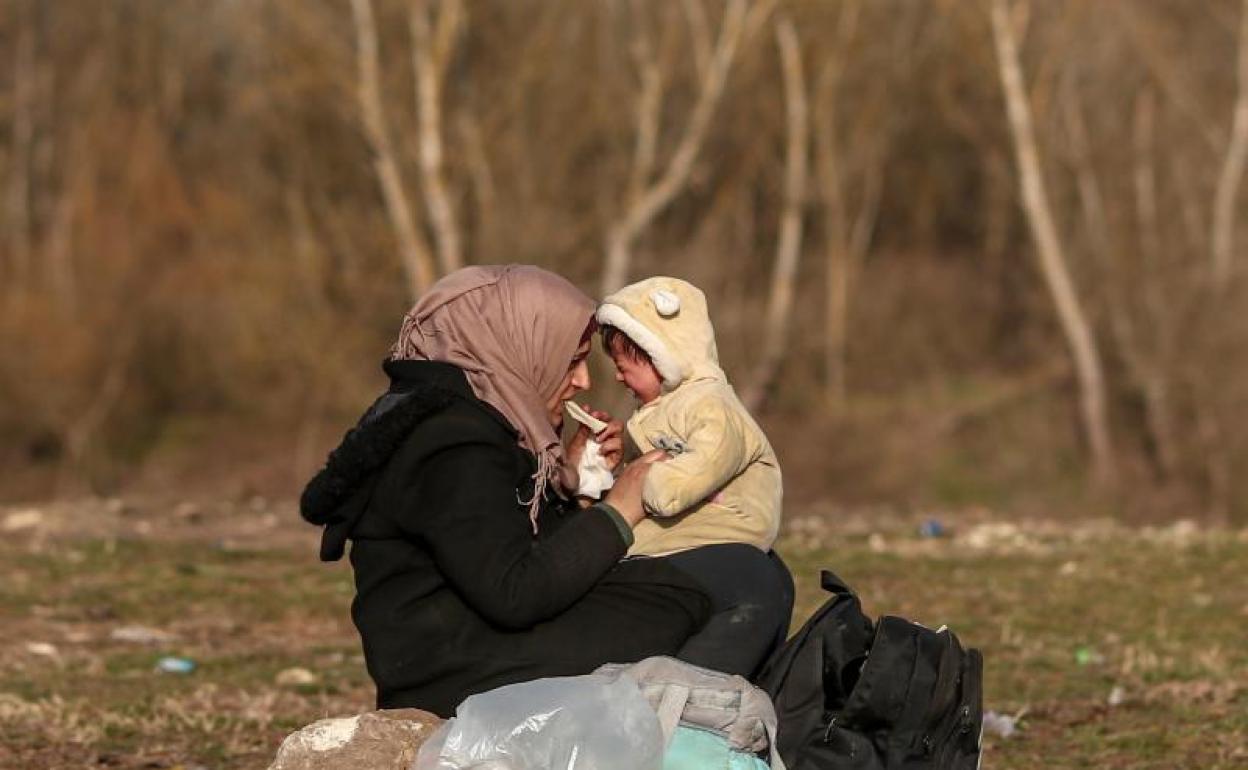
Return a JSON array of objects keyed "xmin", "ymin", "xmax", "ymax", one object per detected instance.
[{"xmin": 414, "ymin": 673, "xmax": 664, "ymax": 770}]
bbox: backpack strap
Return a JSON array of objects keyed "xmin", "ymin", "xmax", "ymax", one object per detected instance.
[{"xmin": 820, "ymin": 569, "xmax": 854, "ymax": 596}]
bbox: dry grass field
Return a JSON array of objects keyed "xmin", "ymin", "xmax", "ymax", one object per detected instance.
[{"xmin": 1, "ymin": 499, "xmax": 1245, "ymax": 769}]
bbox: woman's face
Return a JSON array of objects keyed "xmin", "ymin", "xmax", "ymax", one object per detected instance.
[{"xmin": 546, "ymin": 338, "xmax": 592, "ymax": 429}]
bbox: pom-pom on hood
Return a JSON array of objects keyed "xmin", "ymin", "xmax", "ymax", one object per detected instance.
[{"xmin": 596, "ymin": 277, "xmax": 722, "ymax": 392}]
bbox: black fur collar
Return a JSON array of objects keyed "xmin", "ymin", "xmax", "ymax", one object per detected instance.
[{"xmin": 299, "ymin": 384, "xmax": 454, "ymax": 529}]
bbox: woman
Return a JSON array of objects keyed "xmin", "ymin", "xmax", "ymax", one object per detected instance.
[{"xmin": 301, "ymin": 265, "xmax": 789, "ymax": 718}]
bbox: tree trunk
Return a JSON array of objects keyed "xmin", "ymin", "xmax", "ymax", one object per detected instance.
[
  {"xmin": 7, "ymin": 9, "xmax": 35, "ymax": 286},
  {"xmin": 991, "ymin": 0, "xmax": 1115, "ymax": 485},
  {"xmin": 813, "ymin": 0, "xmax": 881, "ymax": 411},
  {"xmin": 411, "ymin": 0, "xmax": 464, "ymax": 275},
  {"xmin": 1212, "ymin": 0, "xmax": 1248, "ymax": 291},
  {"xmin": 601, "ymin": 0, "xmax": 754, "ymax": 295},
  {"xmin": 351, "ymin": 0, "xmax": 438, "ymax": 300},
  {"xmin": 743, "ymin": 16, "xmax": 808, "ymax": 411},
  {"xmin": 1062, "ymin": 86, "xmax": 1178, "ymax": 480}
]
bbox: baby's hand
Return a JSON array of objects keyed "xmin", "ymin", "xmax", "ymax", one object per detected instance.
[{"xmin": 604, "ymin": 449, "xmax": 668, "ymax": 526}]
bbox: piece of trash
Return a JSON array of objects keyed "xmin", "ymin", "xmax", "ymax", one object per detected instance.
[
  {"xmin": 275, "ymin": 667, "xmax": 320, "ymax": 687},
  {"xmin": 110, "ymin": 625, "xmax": 177, "ymax": 644},
  {"xmin": 2, "ymin": 509, "xmax": 45, "ymax": 532},
  {"xmin": 982, "ymin": 710, "xmax": 1018, "ymax": 738},
  {"xmin": 1074, "ymin": 647, "xmax": 1105, "ymax": 666},
  {"xmin": 25, "ymin": 642, "xmax": 60, "ymax": 658},
  {"xmin": 1108, "ymin": 685, "xmax": 1127, "ymax": 707},
  {"xmin": 868, "ymin": 533, "xmax": 888, "ymax": 552},
  {"xmin": 173, "ymin": 502, "xmax": 203, "ymax": 523},
  {"xmin": 1058, "ymin": 561, "xmax": 1078, "ymax": 576},
  {"xmin": 155, "ymin": 656, "xmax": 196, "ymax": 674},
  {"xmin": 918, "ymin": 519, "xmax": 945, "ymax": 538}
]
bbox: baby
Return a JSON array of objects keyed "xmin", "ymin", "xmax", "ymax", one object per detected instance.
[{"xmin": 595, "ymin": 276, "xmax": 789, "ymax": 676}]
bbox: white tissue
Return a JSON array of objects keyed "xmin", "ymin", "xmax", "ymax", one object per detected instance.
[{"xmin": 576, "ymin": 440, "xmax": 616, "ymax": 499}]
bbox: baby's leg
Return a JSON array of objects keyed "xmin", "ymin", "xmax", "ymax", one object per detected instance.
[{"xmin": 659, "ymin": 543, "xmax": 795, "ymax": 678}]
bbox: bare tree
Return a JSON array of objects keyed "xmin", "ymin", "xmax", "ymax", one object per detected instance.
[
  {"xmin": 6, "ymin": 4, "xmax": 35, "ymax": 285},
  {"xmin": 743, "ymin": 15, "xmax": 808, "ymax": 410},
  {"xmin": 351, "ymin": 0, "xmax": 438, "ymax": 299},
  {"xmin": 44, "ymin": 183, "xmax": 78, "ymax": 309},
  {"xmin": 1212, "ymin": 0, "xmax": 1248, "ymax": 291},
  {"xmin": 991, "ymin": 0, "xmax": 1115, "ymax": 484},
  {"xmin": 55, "ymin": 347, "xmax": 130, "ymax": 497},
  {"xmin": 411, "ymin": 0, "xmax": 464, "ymax": 275},
  {"xmin": 601, "ymin": 0, "xmax": 763, "ymax": 295},
  {"xmin": 812, "ymin": 0, "xmax": 885, "ymax": 410},
  {"xmin": 457, "ymin": 111, "xmax": 496, "ymax": 257},
  {"xmin": 1062, "ymin": 81, "xmax": 1178, "ymax": 479},
  {"xmin": 1113, "ymin": 4, "xmax": 1223, "ymax": 156}
]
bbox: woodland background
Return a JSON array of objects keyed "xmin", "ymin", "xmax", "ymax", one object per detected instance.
[{"xmin": 2, "ymin": 0, "xmax": 1246, "ymax": 523}]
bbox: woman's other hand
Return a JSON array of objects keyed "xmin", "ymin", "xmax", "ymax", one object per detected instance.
[{"xmin": 604, "ymin": 449, "xmax": 667, "ymax": 526}]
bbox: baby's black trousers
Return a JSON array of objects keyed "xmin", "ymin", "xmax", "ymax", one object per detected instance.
[{"xmin": 652, "ymin": 542, "xmax": 795, "ymax": 678}]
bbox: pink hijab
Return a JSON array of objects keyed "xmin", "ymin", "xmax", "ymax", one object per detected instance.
[{"xmin": 391, "ymin": 265, "xmax": 595, "ymax": 531}]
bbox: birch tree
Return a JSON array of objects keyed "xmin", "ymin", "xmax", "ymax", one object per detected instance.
[
  {"xmin": 743, "ymin": 15, "xmax": 808, "ymax": 410},
  {"xmin": 991, "ymin": 0, "xmax": 1115, "ymax": 484},
  {"xmin": 1211, "ymin": 0, "xmax": 1248, "ymax": 292},
  {"xmin": 813, "ymin": 0, "xmax": 886, "ymax": 410},
  {"xmin": 350, "ymin": 0, "xmax": 438, "ymax": 299},
  {"xmin": 411, "ymin": 0, "xmax": 464, "ymax": 276},
  {"xmin": 6, "ymin": 4, "xmax": 35, "ymax": 286},
  {"xmin": 1062, "ymin": 81, "xmax": 1178, "ymax": 479},
  {"xmin": 601, "ymin": 0, "xmax": 772, "ymax": 295}
]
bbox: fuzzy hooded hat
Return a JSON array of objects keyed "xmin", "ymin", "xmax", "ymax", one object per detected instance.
[{"xmin": 596, "ymin": 277, "xmax": 722, "ymax": 392}]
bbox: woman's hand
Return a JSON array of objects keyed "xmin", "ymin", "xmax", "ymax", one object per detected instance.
[
  {"xmin": 564, "ymin": 405, "xmax": 625, "ymax": 473},
  {"xmin": 604, "ymin": 449, "xmax": 667, "ymax": 526}
]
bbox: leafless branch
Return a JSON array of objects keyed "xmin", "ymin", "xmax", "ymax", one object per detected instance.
[
  {"xmin": 679, "ymin": 0, "xmax": 712, "ymax": 80},
  {"xmin": 350, "ymin": 0, "xmax": 437, "ymax": 299},
  {"xmin": 1064, "ymin": 82, "xmax": 1178, "ymax": 479},
  {"xmin": 411, "ymin": 0, "xmax": 465, "ymax": 275},
  {"xmin": 602, "ymin": 0, "xmax": 758, "ymax": 294}
]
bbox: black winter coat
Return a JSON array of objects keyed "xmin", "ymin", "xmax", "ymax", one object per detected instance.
[{"xmin": 301, "ymin": 360, "xmax": 711, "ymax": 717}]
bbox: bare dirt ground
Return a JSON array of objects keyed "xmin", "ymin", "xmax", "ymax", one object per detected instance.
[{"xmin": 1, "ymin": 497, "xmax": 1245, "ymax": 769}]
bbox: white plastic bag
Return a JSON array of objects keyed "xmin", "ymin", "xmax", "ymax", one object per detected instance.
[{"xmin": 414, "ymin": 673, "xmax": 664, "ymax": 770}]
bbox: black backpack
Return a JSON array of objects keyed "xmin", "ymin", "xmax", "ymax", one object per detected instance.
[{"xmin": 756, "ymin": 571, "xmax": 983, "ymax": 770}]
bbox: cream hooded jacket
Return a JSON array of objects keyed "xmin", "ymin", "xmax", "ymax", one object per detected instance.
[{"xmin": 597, "ymin": 277, "xmax": 782, "ymax": 557}]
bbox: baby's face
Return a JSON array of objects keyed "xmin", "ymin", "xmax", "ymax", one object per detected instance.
[{"xmin": 609, "ymin": 349, "xmax": 663, "ymax": 404}]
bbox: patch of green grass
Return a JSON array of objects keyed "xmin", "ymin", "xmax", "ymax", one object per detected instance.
[
  {"xmin": 1, "ymin": 526, "xmax": 1244, "ymax": 768},
  {"xmin": 782, "ymin": 531, "xmax": 1247, "ymax": 768}
]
